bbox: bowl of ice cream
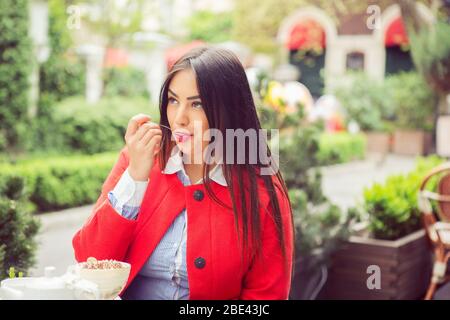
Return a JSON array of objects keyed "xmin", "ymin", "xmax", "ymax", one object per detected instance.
[{"xmin": 74, "ymin": 257, "xmax": 131, "ymax": 300}]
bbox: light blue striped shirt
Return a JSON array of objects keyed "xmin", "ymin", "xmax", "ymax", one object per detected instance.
[{"xmin": 107, "ymin": 150, "xmax": 227, "ymax": 300}]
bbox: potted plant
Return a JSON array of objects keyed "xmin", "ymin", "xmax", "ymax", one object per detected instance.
[
  {"xmin": 332, "ymin": 72, "xmax": 395, "ymax": 155},
  {"xmin": 386, "ymin": 72, "xmax": 436, "ymax": 156},
  {"xmin": 288, "ymin": 189, "xmax": 354, "ymax": 300},
  {"xmin": 255, "ymin": 83, "xmax": 354, "ymax": 299},
  {"xmin": 274, "ymin": 119, "xmax": 356, "ymax": 300},
  {"xmin": 324, "ymin": 156, "xmax": 444, "ymax": 300}
]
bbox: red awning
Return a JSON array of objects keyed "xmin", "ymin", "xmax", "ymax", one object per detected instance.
[
  {"xmin": 165, "ymin": 40, "xmax": 206, "ymax": 71},
  {"xmin": 385, "ymin": 17, "xmax": 409, "ymax": 47},
  {"xmin": 286, "ymin": 19, "xmax": 326, "ymax": 51},
  {"xmin": 104, "ymin": 48, "xmax": 129, "ymax": 68}
]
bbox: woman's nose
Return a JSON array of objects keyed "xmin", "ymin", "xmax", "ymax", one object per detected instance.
[{"xmin": 174, "ymin": 103, "xmax": 189, "ymax": 127}]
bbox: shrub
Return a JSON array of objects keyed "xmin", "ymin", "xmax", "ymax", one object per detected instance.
[
  {"xmin": 288, "ymin": 180, "xmax": 356, "ymax": 300},
  {"xmin": 256, "ymin": 88, "xmax": 354, "ymax": 292},
  {"xmin": 360, "ymin": 155, "xmax": 445, "ymax": 240},
  {"xmin": 332, "ymin": 72, "xmax": 395, "ymax": 132},
  {"xmin": 0, "ymin": 174, "xmax": 40, "ymax": 280},
  {"xmin": 317, "ymin": 132, "xmax": 366, "ymax": 165},
  {"xmin": 0, "ymin": 151, "xmax": 119, "ymax": 213},
  {"xmin": 410, "ymin": 21, "xmax": 450, "ymax": 95},
  {"xmin": 290, "ymin": 188, "xmax": 354, "ymax": 258},
  {"xmin": 278, "ymin": 121, "xmax": 326, "ymax": 205},
  {"xmin": 333, "ymin": 71, "xmax": 437, "ymax": 133},
  {"xmin": 28, "ymin": 0, "xmax": 86, "ymax": 154},
  {"xmin": 255, "ymin": 73, "xmax": 353, "ymax": 263},
  {"xmin": 38, "ymin": 0, "xmax": 85, "ymax": 106},
  {"xmin": 385, "ymin": 72, "xmax": 436, "ymax": 131},
  {"xmin": 38, "ymin": 96, "xmax": 159, "ymax": 154},
  {"xmin": 0, "ymin": 0, "xmax": 32, "ymax": 152},
  {"xmin": 103, "ymin": 67, "xmax": 149, "ymax": 98}
]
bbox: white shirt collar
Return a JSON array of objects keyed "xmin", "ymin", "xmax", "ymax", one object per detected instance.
[{"xmin": 162, "ymin": 148, "xmax": 227, "ymax": 187}]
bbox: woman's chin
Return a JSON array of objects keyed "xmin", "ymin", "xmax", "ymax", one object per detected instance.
[{"xmin": 176, "ymin": 142, "xmax": 191, "ymax": 154}]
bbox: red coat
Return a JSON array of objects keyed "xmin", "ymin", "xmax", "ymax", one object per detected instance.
[{"xmin": 72, "ymin": 146, "xmax": 294, "ymax": 300}]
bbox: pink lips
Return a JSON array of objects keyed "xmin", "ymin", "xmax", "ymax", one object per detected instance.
[{"xmin": 173, "ymin": 131, "xmax": 192, "ymax": 143}]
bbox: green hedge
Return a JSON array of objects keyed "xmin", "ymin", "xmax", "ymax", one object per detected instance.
[
  {"xmin": 0, "ymin": 0, "xmax": 32, "ymax": 152},
  {"xmin": 359, "ymin": 155, "xmax": 445, "ymax": 240},
  {"xmin": 318, "ymin": 132, "xmax": 366, "ymax": 166},
  {"xmin": 30, "ymin": 96, "xmax": 159, "ymax": 155},
  {"xmin": 103, "ymin": 67, "xmax": 149, "ymax": 98},
  {"xmin": 0, "ymin": 152, "xmax": 120, "ymax": 213}
]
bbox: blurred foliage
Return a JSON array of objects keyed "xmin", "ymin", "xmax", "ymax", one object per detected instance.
[
  {"xmin": 33, "ymin": 0, "xmax": 86, "ymax": 155},
  {"xmin": 354, "ymin": 155, "xmax": 445, "ymax": 240},
  {"xmin": 0, "ymin": 151, "xmax": 118, "ymax": 213},
  {"xmin": 318, "ymin": 132, "xmax": 367, "ymax": 165},
  {"xmin": 39, "ymin": 0, "xmax": 85, "ymax": 105},
  {"xmin": 231, "ymin": 0, "xmax": 390, "ymax": 54},
  {"xmin": 255, "ymin": 74, "xmax": 357, "ymax": 273},
  {"xmin": 0, "ymin": 0, "xmax": 32, "ymax": 153},
  {"xmin": 331, "ymin": 72, "xmax": 396, "ymax": 132},
  {"xmin": 50, "ymin": 96, "xmax": 158, "ymax": 155},
  {"xmin": 332, "ymin": 71, "xmax": 435, "ymax": 132},
  {"xmin": 7, "ymin": 95, "xmax": 156, "ymax": 158},
  {"xmin": 38, "ymin": 0, "xmax": 85, "ymax": 105},
  {"xmin": 233, "ymin": 0, "xmax": 301, "ymax": 54},
  {"xmin": 0, "ymin": 1, "xmax": 59, "ymax": 279},
  {"xmin": 410, "ymin": 20, "xmax": 450, "ymax": 96},
  {"xmin": 289, "ymin": 188, "xmax": 355, "ymax": 259},
  {"xmin": 384, "ymin": 71, "xmax": 436, "ymax": 131},
  {"xmin": 185, "ymin": 10, "xmax": 233, "ymax": 43},
  {"xmin": 0, "ymin": 174, "xmax": 40, "ymax": 280},
  {"xmin": 77, "ymin": 0, "xmax": 146, "ymax": 46},
  {"xmin": 103, "ymin": 67, "xmax": 149, "ymax": 98}
]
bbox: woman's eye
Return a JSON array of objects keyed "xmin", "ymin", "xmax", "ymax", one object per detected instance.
[
  {"xmin": 168, "ymin": 97, "xmax": 178, "ymax": 105},
  {"xmin": 192, "ymin": 101, "xmax": 202, "ymax": 109}
]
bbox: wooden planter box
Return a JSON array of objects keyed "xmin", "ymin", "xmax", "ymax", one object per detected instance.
[
  {"xmin": 364, "ymin": 131, "xmax": 392, "ymax": 154},
  {"xmin": 392, "ymin": 130, "xmax": 433, "ymax": 156},
  {"xmin": 322, "ymin": 229, "xmax": 432, "ymax": 300},
  {"xmin": 437, "ymin": 115, "xmax": 450, "ymax": 157}
]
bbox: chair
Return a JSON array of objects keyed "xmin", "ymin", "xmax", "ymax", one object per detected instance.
[{"xmin": 418, "ymin": 163, "xmax": 450, "ymax": 300}]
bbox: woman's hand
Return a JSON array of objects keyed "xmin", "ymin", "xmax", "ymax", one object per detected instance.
[{"xmin": 124, "ymin": 114, "xmax": 162, "ymax": 181}]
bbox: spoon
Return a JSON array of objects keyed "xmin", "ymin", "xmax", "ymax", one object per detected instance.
[
  {"xmin": 156, "ymin": 123, "xmax": 172, "ymax": 131},
  {"xmin": 143, "ymin": 121, "xmax": 172, "ymax": 132},
  {"xmin": 142, "ymin": 121, "xmax": 187, "ymax": 142}
]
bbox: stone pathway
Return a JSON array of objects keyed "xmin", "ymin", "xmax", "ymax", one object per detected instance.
[{"xmin": 321, "ymin": 153, "xmax": 417, "ymax": 212}]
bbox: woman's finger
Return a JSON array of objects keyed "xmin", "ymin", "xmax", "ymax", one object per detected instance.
[
  {"xmin": 135, "ymin": 122, "xmax": 161, "ymax": 141},
  {"xmin": 145, "ymin": 134, "xmax": 162, "ymax": 151},
  {"xmin": 141, "ymin": 128, "xmax": 162, "ymax": 145},
  {"xmin": 125, "ymin": 114, "xmax": 152, "ymax": 140}
]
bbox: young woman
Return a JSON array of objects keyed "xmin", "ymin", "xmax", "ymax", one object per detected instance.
[{"xmin": 73, "ymin": 46, "xmax": 294, "ymax": 300}]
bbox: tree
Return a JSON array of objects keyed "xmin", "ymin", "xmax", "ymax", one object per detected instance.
[
  {"xmin": 399, "ymin": 0, "xmax": 450, "ymax": 114},
  {"xmin": 185, "ymin": 10, "xmax": 233, "ymax": 43},
  {"xmin": 232, "ymin": 0, "xmax": 364, "ymax": 54},
  {"xmin": 0, "ymin": 0, "xmax": 33, "ymax": 153},
  {"xmin": 30, "ymin": 0, "xmax": 86, "ymax": 153},
  {"xmin": 78, "ymin": 0, "xmax": 147, "ymax": 47}
]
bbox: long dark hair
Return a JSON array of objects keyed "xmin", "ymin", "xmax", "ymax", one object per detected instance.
[{"xmin": 158, "ymin": 46, "xmax": 293, "ymax": 268}]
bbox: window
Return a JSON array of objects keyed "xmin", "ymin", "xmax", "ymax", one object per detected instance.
[{"xmin": 346, "ymin": 51, "xmax": 365, "ymax": 71}]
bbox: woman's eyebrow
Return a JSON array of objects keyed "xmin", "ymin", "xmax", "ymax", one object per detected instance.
[{"xmin": 168, "ymin": 88, "xmax": 200, "ymax": 100}]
